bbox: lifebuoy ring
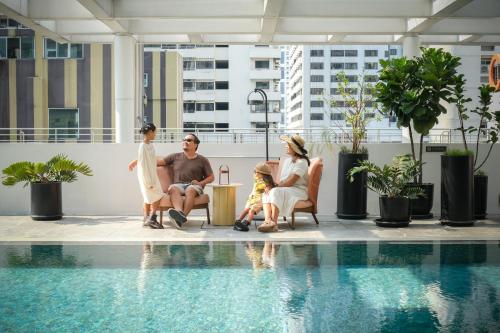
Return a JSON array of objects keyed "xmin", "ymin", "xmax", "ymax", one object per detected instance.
[{"xmin": 489, "ymin": 54, "xmax": 500, "ymax": 92}]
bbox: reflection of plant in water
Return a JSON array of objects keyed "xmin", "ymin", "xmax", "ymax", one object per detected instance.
[{"xmin": 6, "ymin": 245, "xmax": 89, "ymax": 268}]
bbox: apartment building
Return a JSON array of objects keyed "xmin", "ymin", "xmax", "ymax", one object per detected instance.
[
  {"xmin": 285, "ymin": 45, "xmax": 402, "ymax": 130},
  {"xmin": 144, "ymin": 44, "xmax": 282, "ymax": 131}
]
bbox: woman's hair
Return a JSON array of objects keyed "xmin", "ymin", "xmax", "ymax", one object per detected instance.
[
  {"xmin": 261, "ymin": 174, "xmax": 276, "ymax": 188},
  {"xmin": 140, "ymin": 123, "xmax": 156, "ymax": 134},
  {"xmin": 289, "ymin": 143, "xmax": 311, "ymax": 166}
]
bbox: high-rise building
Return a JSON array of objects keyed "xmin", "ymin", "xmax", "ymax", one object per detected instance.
[
  {"xmin": 285, "ymin": 45, "xmax": 402, "ymax": 130},
  {"xmin": 145, "ymin": 44, "xmax": 282, "ymax": 131}
]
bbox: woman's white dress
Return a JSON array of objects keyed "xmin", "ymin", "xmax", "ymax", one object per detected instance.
[
  {"xmin": 262, "ymin": 158, "xmax": 309, "ymax": 216},
  {"xmin": 137, "ymin": 142, "xmax": 165, "ymax": 204}
]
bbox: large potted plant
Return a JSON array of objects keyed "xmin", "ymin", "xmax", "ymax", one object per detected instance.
[
  {"xmin": 2, "ymin": 154, "xmax": 93, "ymax": 220},
  {"xmin": 348, "ymin": 154, "xmax": 422, "ymax": 227},
  {"xmin": 322, "ymin": 71, "xmax": 378, "ymax": 219},
  {"xmin": 449, "ymin": 82, "xmax": 500, "ymax": 220},
  {"xmin": 376, "ymin": 48, "xmax": 461, "ymax": 219}
]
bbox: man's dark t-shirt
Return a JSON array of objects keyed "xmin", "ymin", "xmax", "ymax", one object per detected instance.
[{"xmin": 163, "ymin": 153, "xmax": 213, "ymax": 187}]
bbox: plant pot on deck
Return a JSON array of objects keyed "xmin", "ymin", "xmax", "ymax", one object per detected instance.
[
  {"xmin": 31, "ymin": 182, "xmax": 62, "ymax": 221},
  {"xmin": 474, "ymin": 174, "xmax": 488, "ymax": 220},
  {"xmin": 408, "ymin": 183, "xmax": 434, "ymax": 219},
  {"xmin": 336, "ymin": 152, "xmax": 368, "ymax": 219},
  {"xmin": 375, "ymin": 196, "xmax": 411, "ymax": 227},
  {"xmin": 441, "ymin": 155, "xmax": 475, "ymax": 226}
]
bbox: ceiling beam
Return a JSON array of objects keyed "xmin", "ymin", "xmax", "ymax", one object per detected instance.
[
  {"xmin": 188, "ymin": 34, "xmax": 203, "ymax": 43},
  {"xmin": 259, "ymin": 0, "xmax": 285, "ymax": 43},
  {"xmin": 0, "ymin": 1, "xmax": 67, "ymax": 42},
  {"xmin": 76, "ymin": 0, "xmax": 127, "ymax": 33},
  {"xmin": 407, "ymin": 0, "xmax": 474, "ymax": 34},
  {"xmin": 458, "ymin": 34, "xmax": 482, "ymax": 43}
]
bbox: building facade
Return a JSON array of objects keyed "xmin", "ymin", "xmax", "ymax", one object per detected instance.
[
  {"xmin": 285, "ymin": 45, "xmax": 402, "ymax": 130},
  {"xmin": 145, "ymin": 44, "xmax": 282, "ymax": 131}
]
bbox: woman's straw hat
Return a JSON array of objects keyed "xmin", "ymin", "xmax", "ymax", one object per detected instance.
[
  {"xmin": 254, "ymin": 162, "xmax": 272, "ymax": 175},
  {"xmin": 280, "ymin": 134, "xmax": 307, "ymax": 156}
]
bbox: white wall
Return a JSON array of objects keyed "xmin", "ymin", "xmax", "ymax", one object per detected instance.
[{"xmin": 0, "ymin": 143, "xmax": 499, "ymax": 217}]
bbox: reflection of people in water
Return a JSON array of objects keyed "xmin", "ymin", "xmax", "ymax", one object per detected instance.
[{"xmin": 245, "ymin": 242, "xmax": 280, "ymax": 272}]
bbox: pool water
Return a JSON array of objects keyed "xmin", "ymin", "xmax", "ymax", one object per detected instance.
[{"xmin": 1, "ymin": 242, "xmax": 499, "ymax": 332}]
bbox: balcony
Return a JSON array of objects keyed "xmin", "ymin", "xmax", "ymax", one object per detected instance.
[
  {"xmin": 249, "ymin": 47, "xmax": 280, "ymax": 59},
  {"xmin": 249, "ymin": 69, "xmax": 280, "ymax": 80}
]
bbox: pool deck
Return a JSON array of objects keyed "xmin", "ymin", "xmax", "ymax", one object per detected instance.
[{"xmin": 1, "ymin": 214, "xmax": 499, "ymax": 243}]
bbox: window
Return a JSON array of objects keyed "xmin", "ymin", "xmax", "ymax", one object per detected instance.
[
  {"xmin": 331, "ymin": 50, "xmax": 344, "ymax": 57},
  {"xmin": 183, "ymin": 102, "xmax": 195, "ymax": 113},
  {"xmin": 331, "ymin": 75, "xmax": 357, "ymax": 82},
  {"xmin": 183, "ymin": 80, "xmax": 195, "ymax": 92},
  {"xmin": 49, "ymin": 108, "xmax": 79, "ymax": 140},
  {"xmin": 215, "ymin": 102, "xmax": 229, "ymax": 110},
  {"xmin": 0, "ymin": 18, "xmax": 26, "ymax": 29},
  {"xmin": 365, "ymin": 50, "xmax": 378, "ymax": 57},
  {"xmin": 365, "ymin": 75, "xmax": 378, "ymax": 82},
  {"xmin": 333, "ymin": 101, "xmax": 345, "ymax": 107},
  {"xmin": 310, "ymin": 50, "xmax": 324, "ymax": 57},
  {"xmin": 331, "ymin": 113, "xmax": 345, "ymax": 120},
  {"xmin": 481, "ymin": 45, "xmax": 495, "ymax": 52},
  {"xmin": 310, "ymin": 113, "xmax": 324, "ymax": 120},
  {"xmin": 196, "ymin": 81, "xmax": 214, "ymax": 90},
  {"xmin": 179, "ymin": 44, "xmax": 196, "ymax": 49},
  {"xmin": 44, "ymin": 38, "xmax": 83, "ymax": 59},
  {"xmin": 215, "ymin": 60, "xmax": 229, "ymax": 69},
  {"xmin": 143, "ymin": 73, "xmax": 148, "ymax": 88},
  {"xmin": 330, "ymin": 88, "xmax": 340, "ymax": 95},
  {"xmin": 291, "ymin": 114, "xmax": 303, "ymax": 122},
  {"xmin": 161, "ymin": 44, "xmax": 177, "ymax": 49},
  {"xmin": 310, "ymin": 75, "xmax": 324, "ymax": 82},
  {"xmin": 216, "ymin": 123, "xmax": 229, "ymax": 132},
  {"xmin": 0, "ymin": 37, "xmax": 34, "ymax": 59},
  {"xmin": 389, "ymin": 48, "xmax": 397, "ymax": 55},
  {"xmin": 196, "ymin": 102, "xmax": 214, "ymax": 111},
  {"xmin": 331, "ymin": 63, "xmax": 344, "ymax": 70},
  {"xmin": 255, "ymin": 60, "xmax": 270, "ymax": 69},
  {"xmin": 310, "ymin": 100, "xmax": 324, "ymax": 108},
  {"xmin": 345, "ymin": 63, "xmax": 358, "ymax": 70},
  {"xmin": 310, "ymin": 88, "xmax": 324, "ymax": 95},
  {"xmin": 364, "ymin": 62, "xmax": 378, "ymax": 70},
  {"xmin": 215, "ymin": 45, "xmax": 229, "ymax": 48},
  {"xmin": 196, "ymin": 60, "xmax": 214, "ymax": 69},
  {"xmin": 310, "ymin": 62, "xmax": 324, "ymax": 70},
  {"xmin": 345, "ymin": 50, "xmax": 358, "ymax": 57},
  {"xmin": 183, "ymin": 59, "xmax": 196, "ymax": 70},
  {"xmin": 215, "ymin": 81, "xmax": 229, "ymax": 89},
  {"xmin": 256, "ymin": 81, "xmax": 270, "ymax": 90},
  {"xmin": 365, "ymin": 101, "xmax": 375, "ymax": 108}
]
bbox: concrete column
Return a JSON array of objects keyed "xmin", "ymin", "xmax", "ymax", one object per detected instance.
[
  {"xmin": 402, "ymin": 36, "xmax": 421, "ymax": 142},
  {"xmin": 114, "ymin": 34, "xmax": 136, "ymax": 143}
]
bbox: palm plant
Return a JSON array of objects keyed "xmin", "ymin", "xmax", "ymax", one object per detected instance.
[
  {"xmin": 348, "ymin": 154, "xmax": 422, "ymax": 198},
  {"xmin": 2, "ymin": 154, "xmax": 93, "ymax": 187}
]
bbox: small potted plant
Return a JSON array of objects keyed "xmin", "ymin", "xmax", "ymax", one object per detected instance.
[
  {"xmin": 321, "ymin": 71, "xmax": 378, "ymax": 219},
  {"xmin": 2, "ymin": 154, "xmax": 93, "ymax": 220},
  {"xmin": 348, "ymin": 154, "xmax": 422, "ymax": 227}
]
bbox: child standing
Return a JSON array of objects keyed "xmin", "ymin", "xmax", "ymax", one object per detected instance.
[
  {"xmin": 131, "ymin": 123, "xmax": 165, "ymax": 229},
  {"xmin": 234, "ymin": 162, "xmax": 275, "ymax": 232}
]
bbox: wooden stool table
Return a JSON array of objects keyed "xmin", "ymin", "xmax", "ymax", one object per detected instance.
[{"xmin": 207, "ymin": 183, "xmax": 242, "ymax": 226}]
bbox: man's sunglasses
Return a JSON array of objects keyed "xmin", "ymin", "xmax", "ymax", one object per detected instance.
[{"xmin": 183, "ymin": 138, "xmax": 194, "ymax": 143}]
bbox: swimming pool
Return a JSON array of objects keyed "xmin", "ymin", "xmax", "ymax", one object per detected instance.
[{"xmin": 1, "ymin": 241, "xmax": 499, "ymax": 332}]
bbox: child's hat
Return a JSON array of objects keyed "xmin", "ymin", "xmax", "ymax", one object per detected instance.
[{"xmin": 254, "ymin": 162, "xmax": 272, "ymax": 175}]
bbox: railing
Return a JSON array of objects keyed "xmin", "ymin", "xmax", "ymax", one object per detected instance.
[{"xmin": 0, "ymin": 127, "xmax": 493, "ymax": 144}]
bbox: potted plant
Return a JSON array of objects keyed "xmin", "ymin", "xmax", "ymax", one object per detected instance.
[
  {"xmin": 348, "ymin": 154, "xmax": 422, "ymax": 227},
  {"xmin": 450, "ymin": 82, "xmax": 500, "ymax": 220},
  {"xmin": 2, "ymin": 154, "xmax": 93, "ymax": 220},
  {"xmin": 321, "ymin": 71, "xmax": 378, "ymax": 219},
  {"xmin": 376, "ymin": 48, "xmax": 461, "ymax": 219}
]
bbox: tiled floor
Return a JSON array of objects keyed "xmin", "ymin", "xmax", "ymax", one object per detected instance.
[{"xmin": 1, "ymin": 215, "xmax": 499, "ymax": 242}]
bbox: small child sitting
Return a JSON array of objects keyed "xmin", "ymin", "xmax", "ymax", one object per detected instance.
[{"xmin": 234, "ymin": 162, "xmax": 276, "ymax": 232}]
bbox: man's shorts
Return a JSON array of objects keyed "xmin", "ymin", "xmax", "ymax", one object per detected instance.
[{"xmin": 168, "ymin": 183, "xmax": 204, "ymax": 196}]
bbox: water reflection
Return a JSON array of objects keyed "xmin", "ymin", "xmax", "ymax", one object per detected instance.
[{"xmin": 0, "ymin": 241, "xmax": 499, "ymax": 332}]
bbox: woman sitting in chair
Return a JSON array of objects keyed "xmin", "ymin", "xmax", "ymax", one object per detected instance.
[{"xmin": 258, "ymin": 134, "xmax": 310, "ymax": 233}]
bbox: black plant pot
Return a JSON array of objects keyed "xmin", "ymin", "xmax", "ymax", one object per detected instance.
[
  {"xmin": 408, "ymin": 183, "xmax": 434, "ymax": 219},
  {"xmin": 376, "ymin": 196, "xmax": 410, "ymax": 227},
  {"xmin": 441, "ymin": 155, "xmax": 474, "ymax": 226},
  {"xmin": 474, "ymin": 174, "xmax": 488, "ymax": 220},
  {"xmin": 336, "ymin": 152, "xmax": 368, "ymax": 219},
  {"xmin": 30, "ymin": 182, "xmax": 63, "ymax": 221}
]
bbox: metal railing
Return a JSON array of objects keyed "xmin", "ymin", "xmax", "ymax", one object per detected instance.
[{"xmin": 0, "ymin": 127, "xmax": 493, "ymax": 144}]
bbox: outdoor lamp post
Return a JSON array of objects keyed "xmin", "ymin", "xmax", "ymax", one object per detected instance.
[{"xmin": 247, "ymin": 88, "xmax": 269, "ymax": 161}]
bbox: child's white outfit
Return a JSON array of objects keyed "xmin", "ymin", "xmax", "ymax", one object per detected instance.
[{"xmin": 137, "ymin": 142, "xmax": 164, "ymax": 204}]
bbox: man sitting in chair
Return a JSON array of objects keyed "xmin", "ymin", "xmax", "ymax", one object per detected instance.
[{"xmin": 129, "ymin": 133, "xmax": 214, "ymax": 229}]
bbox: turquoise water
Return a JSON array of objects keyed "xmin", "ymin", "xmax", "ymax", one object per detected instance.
[{"xmin": 0, "ymin": 242, "xmax": 499, "ymax": 332}]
